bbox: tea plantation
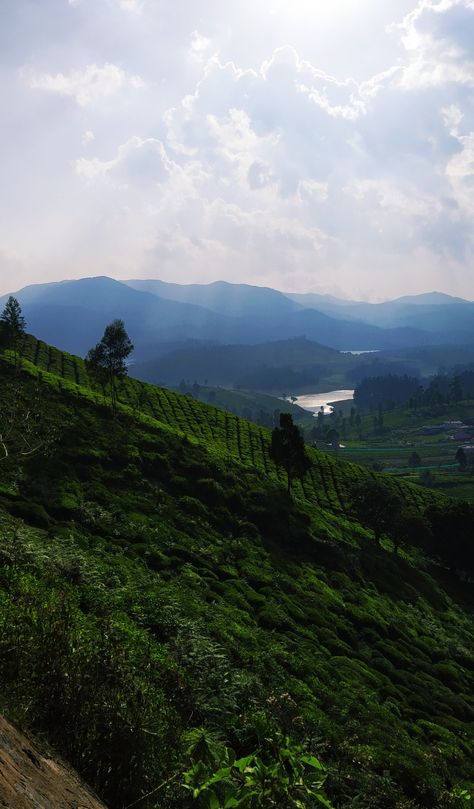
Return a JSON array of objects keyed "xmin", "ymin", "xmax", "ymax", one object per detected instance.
[{"xmin": 0, "ymin": 335, "xmax": 473, "ymax": 809}]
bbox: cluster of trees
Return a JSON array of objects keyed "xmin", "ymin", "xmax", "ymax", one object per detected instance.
[
  {"xmin": 354, "ymin": 374, "xmax": 421, "ymax": 410},
  {"xmin": 308, "ymin": 407, "xmax": 361, "ymax": 446},
  {"xmin": 409, "ymin": 371, "xmax": 474, "ymax": 410},
  {"xmin": 354, "ymin": 370, "xmax": 474, "ymax": 415},
  {"xmin": 349, "ymin": 477, "xmax": 474, "ymax": 573}
]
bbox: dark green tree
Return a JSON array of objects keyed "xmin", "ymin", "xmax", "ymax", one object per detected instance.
[
  {"xmin": 450, "ymin": 375, "xmax": 463, "ymax": 403},
  {"xmin": 270, "ymin": 413, "xmax": 310, "ymax": 494},
  {"xmin": 1, "ymin": 296, "xmax": 26, "ymax": 363},
  {"xmin": 426, "ymin": 501, "xmax": 474, "ymax": 574},
  {"xmin": 456, "ymin": 447, "xmax": 467, "ymax": 470},
  {"xmin": 408, "ymin": 451, "xmax": 421, "ymax": 468},
  {"xmin": 392, "ymin": 510, "xmax": 430, "ymax": 555},
  {"xmin": 348, "ymin": 477, "xmax": 404, "ymax": 548},
  {"xmin": 86, "ymin": 319, "xmax": 134, "ymax": 413}
]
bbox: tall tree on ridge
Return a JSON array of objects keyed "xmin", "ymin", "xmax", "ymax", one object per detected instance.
[
  {"xmin": 1, "ymin": 296, "xmax": 26, "ymax": 365},
  {"xmin": 86, "ymin": 320, "xmax": 134, "ymax": 414},
  {"xmin": 270, "ymin": 412, "xmax": 310, "ymax": 494}
]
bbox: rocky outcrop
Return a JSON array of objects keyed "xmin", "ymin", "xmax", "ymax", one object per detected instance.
[{"xmin": 0, "ymin": 715, "xmax": 107, "ymax": 808}]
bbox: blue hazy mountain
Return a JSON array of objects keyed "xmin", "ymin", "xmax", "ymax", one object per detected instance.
[
  {"xmin": 0, "ymin": 275, "xmax": 459, "ymax": 359},
  {"xmin": 124, "ymin": 278, "xmax": 301, "ymax": 319},
  {"xmin": 0, "ymin": 276, "xmax": 230, "ymax": 357},
  {"xmin": 285, "ymin": 290, "xmax": 474, "ymax": 336}
]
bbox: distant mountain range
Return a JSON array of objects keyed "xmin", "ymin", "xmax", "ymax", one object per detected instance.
[
  {"xmin": 4, "ymin": 276, "xmax": 470, "ymax": 361},
  {"xmin": 285, "ymin": 290, "xmax": 474, "ymax": 334}
]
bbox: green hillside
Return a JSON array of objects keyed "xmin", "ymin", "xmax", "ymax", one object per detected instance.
[{"xmin": 0, "ymin": 334, "xmax": 473, "ymax": 809}]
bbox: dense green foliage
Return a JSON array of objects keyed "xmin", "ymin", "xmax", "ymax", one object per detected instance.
[{"xmin": 0, "ymin": 334, "xmax": 473, "ymax": 809}]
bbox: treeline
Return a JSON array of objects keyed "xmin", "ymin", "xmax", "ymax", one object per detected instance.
[
  {"xmin": 410, "ymin": 370, "xmax": 474, "ymax": 408},
  {"xmin": 354, "ymin": 370, "xmax": 474, "ymax": 411},
  {"xmin": 354, "ymin": 374, "xmax": 421, "ymax": 409},
  {"xmin": 349, "ymin": 477, "xmax": 474, "ymax": 575}
]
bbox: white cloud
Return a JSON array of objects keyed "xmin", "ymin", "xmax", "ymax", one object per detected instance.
[
  {"xmin": 393, "ymin": 0, "xmax": 474, "ymax": 88},
  {"xmin": 76, "ymin": 136, "xmax": 173, "ymax": 186},
  {"xmin": 4, "ymin": 0, "xmax": 474, "ymax": 298},
  {"xmin": 118, "ymin": 0, "xmax": 143, "ymax": 11},
  {"xmin": 82, "ymin": 129, "xmax": 95, "ymax": 145},
  {"xmin": 26, "ymin": 62, "xmax": 144, "ymax": 106},
  {"xmin": 190, "ymin": 31, "xmax": 212, "ymax": 63}
]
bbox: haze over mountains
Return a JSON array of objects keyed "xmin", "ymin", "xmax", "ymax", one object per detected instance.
[
  {"xmin": 286, "ymin": 290, "xmax": 474, "ymax": 333},
  {"xmin": 2, "ymin": 277, "xmax": 474, "ymax": 370}
]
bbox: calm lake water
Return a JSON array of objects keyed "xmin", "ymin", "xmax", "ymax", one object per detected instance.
[
  {"xmin": 340, "ymin": 350, "xmax": 380, "ymax": 355},
  {"xmin": 294, "ymin": 389, "xmax": 355, "ymax": 415}
]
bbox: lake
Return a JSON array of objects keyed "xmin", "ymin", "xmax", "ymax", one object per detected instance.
[
  {"xmin": 340, "ymin": 350, "xmax": 380, "ymax": 355},
  {"xmin": 294, "ymin": 389, "xmax": 355, "ymax": 415}
]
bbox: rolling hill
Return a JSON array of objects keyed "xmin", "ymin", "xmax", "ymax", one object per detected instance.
[
  {"xmin": 132, "ymin": 337, "xmax": 425, "ymax": 392},
  {"xmin": 0, "ymin": 330, "xmax": 473, "ymax": 808}
]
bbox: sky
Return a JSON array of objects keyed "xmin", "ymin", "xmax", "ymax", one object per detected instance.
[{"xmin": 1, "ymin": 0, "xmax": 474, "ymax": 300}]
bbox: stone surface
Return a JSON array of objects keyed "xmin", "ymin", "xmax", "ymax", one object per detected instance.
[{"xmin": 0, "ymin": 715, "xmax": 107, "ymax": 809}]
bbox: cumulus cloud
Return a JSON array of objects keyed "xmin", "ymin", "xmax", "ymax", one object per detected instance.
[
  {"xmin": 26, "ymin": 62, "xmax": 144, "ymax": 106},
  {"xmin": 393, "ymin": 0, "xmax": 474, "ymax": 87},
  {"xmin": 4, "ymin": 0, "xmax": 474, "ymax": 298},
  {"xmin": 76, "ymin": 136, "xmax": 173, "ymax": 185}
]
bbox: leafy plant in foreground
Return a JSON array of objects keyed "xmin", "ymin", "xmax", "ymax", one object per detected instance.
[{"xmin": 182, "ymin": 728, "xmax": 334, "ymax": 809}]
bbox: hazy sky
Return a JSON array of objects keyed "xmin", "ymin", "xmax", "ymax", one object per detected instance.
[{"xmin": 2, "ymin": 0, "xmax": 474, "ymax": 300}]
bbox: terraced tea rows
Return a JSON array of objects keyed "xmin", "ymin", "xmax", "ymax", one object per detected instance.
[{"xmin": 10, "ymin": 335, "xmax": 441, "ymax": 520}]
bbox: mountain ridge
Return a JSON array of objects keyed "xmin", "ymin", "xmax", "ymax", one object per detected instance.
[{"xmin": 1, "ymin": 275, "xmax": 445, "ymax": 357}]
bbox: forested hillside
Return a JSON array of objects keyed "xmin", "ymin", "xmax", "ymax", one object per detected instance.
[{"xmin": 0, "ymin": 333, "xmax": 473, "ymax": 809}]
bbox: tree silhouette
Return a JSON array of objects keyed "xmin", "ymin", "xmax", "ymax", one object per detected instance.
[
  {"xmin": 408, "ymin": 451, "xmax": 421, "ymax": 468},
  {"xmin": 270, "ymin": 413, "xmax": 310, "ymax": 494},
  {"xmin": 456, "ymin": 447, "xmax": 467, "ymax": 470},
  {"xmin": 86, "ymin": 320, "xmax": 134, "ymax": 413},
  {"xmin": 1, "ymin": 296, "xmax": 26, "ymax": 364}
]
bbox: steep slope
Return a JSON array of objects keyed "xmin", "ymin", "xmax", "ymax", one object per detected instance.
[{"xmin": 0, "ymin": 335, "xmax": 473, "ymax": 809}]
